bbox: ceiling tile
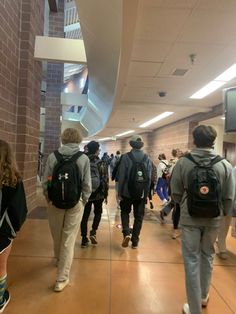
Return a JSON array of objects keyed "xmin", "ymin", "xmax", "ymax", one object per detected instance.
[
  {"xmin": 136, "ymin": 7, "xmax": 192, "ymax": 41},
  {"xmin": 142, "ymin": 0, "xmax": 199, "ymax": 9},
  {"xmin": 132, "ymin": 40, "xmax": 171, "ymax": 62},
  {"xmin": 128, "ymin": 61, "xmax": 162, "ymax": 77}
]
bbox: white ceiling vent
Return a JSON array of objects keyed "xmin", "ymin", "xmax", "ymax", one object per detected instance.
[{"xmin": 172, "ymin": 68, "xmax": 188, "ymax": 76}]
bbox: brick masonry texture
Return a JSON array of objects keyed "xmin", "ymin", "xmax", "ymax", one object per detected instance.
[
  {"xmin": 44, "ymin": 0, "xmax": 64, "ymax": 157},
  {"xmin": 0, "ymin": 0, "xmax": 44, "ymax": 210}
]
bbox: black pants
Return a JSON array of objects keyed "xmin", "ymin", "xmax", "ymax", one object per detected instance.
[
  {"xmin": 172, "ymin": 203, "xmax": 180, "ymax": 229},
  {"xmin": 80, "ymin": 199, "xmax": 103, "ymax": 237},
  {"xmin": 120, "ymin": 197, "xmax": 145, "ymax": 243}
]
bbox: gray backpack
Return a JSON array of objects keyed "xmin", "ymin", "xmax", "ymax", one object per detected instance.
[{"xmin": 90, "ymin": 159, "xmax": 101, "ymax": 192}]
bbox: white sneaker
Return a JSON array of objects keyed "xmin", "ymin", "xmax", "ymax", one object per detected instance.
[
  {"xmin": 54, "ymin": 278, "xmax": 69, "ymax": 292},
  {"xmin": 202, "ymin": 294, "xmax": 209, "ymax": 307},
  {"xmin": 182, "ymin": 303, "xmax": 191, "ymax": 314}
]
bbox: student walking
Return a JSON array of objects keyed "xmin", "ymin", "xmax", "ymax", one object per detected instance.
[
  {"xmin": 80, "ymin": 141, "xmax": 109, "ymax": 247},
  {"xmin": 0, "ymin": 140, "xmax": 27, "ymax": 312},
  {"xmin": 170, "ymin": 125, "xmax": 235, "ymax": 314},
  {"xmin": 43, "ymin": 128, "xmax": 91, "ymax": 292},
  {"xmin": 118, "ymin": 135, "xmax": 152, "ymax": 249}
]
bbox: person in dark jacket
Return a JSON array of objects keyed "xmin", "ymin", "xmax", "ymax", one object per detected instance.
[
  {"xmin": 0, "ymin": 139, "xmax": 27, "ymax": 313},
  {"xmin": 80, "ymin": 141, "xmax": 109, "ymax": 247},
  {"xmin": 118, "ymin": 134, "xmax": 152, "ymax": 249}
]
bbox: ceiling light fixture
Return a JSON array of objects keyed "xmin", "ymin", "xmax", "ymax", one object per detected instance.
[
  {"xmin": 98, "ymin": 137, "xmax": 112, "ymax": 141},
  {"xmin": 139, "ymin": 112, "xmax": 174, "ymax": 128},
  {"xmin": 190, "ymin": 81, "xmax": 225, "ymax": 99},
  {"xmin": 116, "ymin": 130, "xmax": 134, "ymax": 137},
  {"xmin": 190, "ymin": 63, "xmax": 236, "ymax": 99}
]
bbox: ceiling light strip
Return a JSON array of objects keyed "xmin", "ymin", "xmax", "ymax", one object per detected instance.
[
  {"xmin": 116, "ymin": 130, "xmax": 134, "ymax": 137},
  {"xmin": 139, "ymin": 112, "xmax": 174, "ymax": 128}
]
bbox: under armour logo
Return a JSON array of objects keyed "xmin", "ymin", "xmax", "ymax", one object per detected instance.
[{"xmin": 59, "ymin": 173, "xmax": 69, "ymax": 180}]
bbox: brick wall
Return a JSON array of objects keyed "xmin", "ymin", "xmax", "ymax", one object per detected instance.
[
  {"xmin": 44, "ymin": 0, "xmax": 64, "ymax": 157},
  {"xmin": 0, "ymin": 0, "xmax": 44, "ymax": 210},
  {"xmin": 100, "ymin": 104, "xmax": 223, "ymax": 164},
  {"xmin": 0, "ymin": 0, "xmax": 21, "ymax": 143}
]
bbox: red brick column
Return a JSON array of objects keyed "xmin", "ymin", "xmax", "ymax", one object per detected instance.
[
  {"xmin": 44, "ymin": 0, "xmax": 64, "ymax": 157},
  {"xmin": 16, "ymin": 0, "xmax": 44, "ymax": 210}
]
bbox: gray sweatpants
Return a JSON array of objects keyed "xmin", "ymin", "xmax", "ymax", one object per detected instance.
[{"xmin": 47, "ymin": 201, "xmax": 83, "ymax": 282}]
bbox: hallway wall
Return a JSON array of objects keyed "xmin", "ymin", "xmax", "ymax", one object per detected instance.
[{"xmin": 0, "ymin": 0, "xmax": 44, "ymax": 210}]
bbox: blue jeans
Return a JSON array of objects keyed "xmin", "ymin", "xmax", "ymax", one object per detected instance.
[
  {"xmin": 181, "ymin": 226, "xmax": 219, "ymax": 314},
  {"xmin": 156, "ymin": 177, "xmax": 169, "ymax": 201}
]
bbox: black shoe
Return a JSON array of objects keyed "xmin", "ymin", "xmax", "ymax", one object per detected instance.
[
  {"xmin": 131, "ymin": 241, "xmax": 139, "ymax": 249},
  {"xmin": 0, "ymin": 290, "xmax": 10, "ymax": 313},
  {"xmin": 81, "ymin": 237, "xmax": 89, "ymax": 248}
]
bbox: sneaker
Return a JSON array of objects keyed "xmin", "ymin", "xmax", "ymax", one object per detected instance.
[
  {"xmin": 172, "ymin": 229, "xmax": 180, "ymax": 239},
  {"xmin": 81, "ymin": 237, "xmax": 89, "ymax": 248},
  {"xmin": 158, "ymin": 211, "xmax": 166, "ymax": 224},
  {"xmin": 90, "ymin": 235, "xmax": 98, "ymax": 245},
  {"xmin": 131, "ymin": 241, "xmax": 139, "ymax": 249},
  {"xmin": 202, "ymin": 294, "xmax": 209, "ymax": 307},
  {"xmin": 150, "ymin": 202, "xmax": 154, "ymax": 209},
  {"xmin": 122, "ymin": 235, "xmax": 131, "ymax": 248},
  {"xmin": 182, "ymin": 303, "xmax": 191, "ymax": 314},
  {"xmin": 218, "ymin": 252, "xmax": 228, "ymax": 260},
  {"xmin": 0, "ymin": 290, "xmax": 10, "ymax": 313},
  {"xmin": 54, "ymin": 278, "xmax": 69, "ymax": 292}
]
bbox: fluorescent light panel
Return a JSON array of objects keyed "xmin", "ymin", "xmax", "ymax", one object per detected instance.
[
  {"xmin": 116, "ymin": 130, "xmax": 134, "ymax": 137},
  {"xmin": 190, "ymin": 63, "xmax": 236, "ymax": 99},
  {"xmin": 98, "ymin": 137, "xmax": 112, "ymax": 141},
  {"xmin": 190, "ymin": 81, "xmax": 225, "ymax": 99},
  {"xmin": 139, "ymin": 112, "xmax": 174, "ymax": 128}
]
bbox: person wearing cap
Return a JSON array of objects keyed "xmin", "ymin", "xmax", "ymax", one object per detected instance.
[
  {"xmin": 80, "ymin": 141, "xmax": 109, "ymax": 247},
  {"xmin": 118, "ymin": 134, "xmax": 152, "ymax": 249}
]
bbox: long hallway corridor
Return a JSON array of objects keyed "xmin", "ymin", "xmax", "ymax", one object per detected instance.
[{"xmin": 6, "ymin": 186, "xmax": 236, "ymax": 314}]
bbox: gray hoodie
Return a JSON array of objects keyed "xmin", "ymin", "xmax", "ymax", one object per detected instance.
[
  {"xmin": 42, "ymin": 143, "xmax": 92, "ymax": 204},
  {"xmin": 170, "ymin": 148, "xmax": 235, "ymax": 227}
]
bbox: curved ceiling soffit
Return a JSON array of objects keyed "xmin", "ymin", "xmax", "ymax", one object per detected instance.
[{"xmin": 75, "ymin": 0, "xmax": 123, "ymax": 136}]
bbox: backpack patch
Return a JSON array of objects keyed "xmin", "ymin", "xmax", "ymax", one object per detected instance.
[
  {"xmin": 48, "ymin": 151, "xmax": 83, "ymax": 209},
  {"xmin": 127, "ymin": 152, "xmax": 149, "ymax": 200},
  {"xmin": 90, "ymin": 159, "xmax": 101, "ymax": 192},
  {"xmin": 185, "ymin": 154, "xmax": 223, "ymax": 218}
]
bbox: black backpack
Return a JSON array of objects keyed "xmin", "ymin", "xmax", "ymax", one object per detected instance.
[
  {"xmin": 127, "ymin": 152, "xmax": 149, "ymax": 200},
  {"xmin": 111, "ymin": 156, "xmax": 122, "ymax": 181},
  {"xmin": 48, "ymin": 151, "xmax": 83, "ymax": 209},
  {"xmin": 185, "ymin": 153, "xmax": 224, "ymax": 218}
]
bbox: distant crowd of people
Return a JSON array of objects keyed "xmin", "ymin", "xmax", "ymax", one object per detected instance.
[{"xmin": 0, "ymin": 125, "xmax": 236, "ymax": 314}]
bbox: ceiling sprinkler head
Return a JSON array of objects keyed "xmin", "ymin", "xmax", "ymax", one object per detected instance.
[{"xmin": 190, "ymin": 53, "xmax": 196, "ymax": 65}]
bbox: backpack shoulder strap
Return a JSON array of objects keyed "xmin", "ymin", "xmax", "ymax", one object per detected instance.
[
  {"xmin": 54, "ymin": 150, "xmax": 63, "ymax": 162},
  {"xmin": 161, "ymin": 160, "xmax": 168, "ymax": 167},
  {"xmin": 70, "ymin": 151, "xmax": 83, "ymax": 162},
  {"xmin": 209, "ymin": 155, "xmax": 224, "ymax": 166},
  {"xmin": 184, "ymin": 153, "xmax": 199, "ymax": 165},
  {"xmin": 128, "ymin": 152, "xmax": 136, "ymax": 163}
]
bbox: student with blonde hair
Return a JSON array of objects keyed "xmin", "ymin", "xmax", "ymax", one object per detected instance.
[
  {"xmin": 43, "ymin": 128, "xmax": 91, "ymax": 292},
  {"xmin": 0, "ymin": 140, "xmax": 27, "ymax": 312}
]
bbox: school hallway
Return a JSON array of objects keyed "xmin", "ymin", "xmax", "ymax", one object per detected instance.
[{"xmin": 6, "ymin": 185, "xmax": 236, "ymax": 314}]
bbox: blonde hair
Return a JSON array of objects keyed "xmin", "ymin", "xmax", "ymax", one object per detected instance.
[
  {"xmin": 61, "ymin": 128, "xmax": 82, "ymax": 145},
  {"xmin": 0, "ymin": 140, "xmax": 21, "ymax": 188}
]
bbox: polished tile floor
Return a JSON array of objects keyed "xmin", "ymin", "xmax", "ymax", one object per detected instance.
[{"xmin": 6, "ymin": 186, "xmax": 236, "ymax": 314}]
